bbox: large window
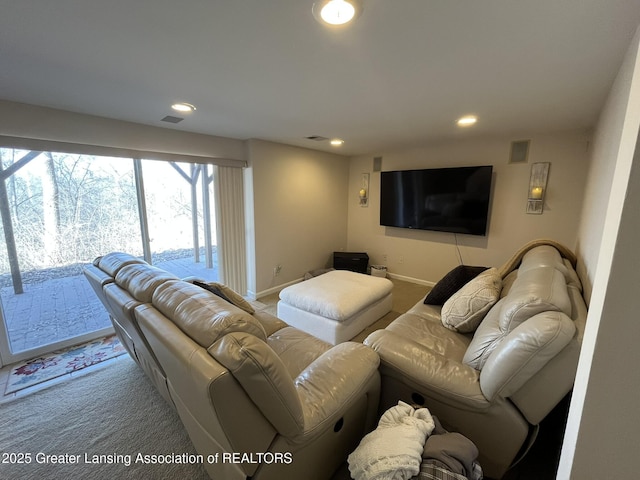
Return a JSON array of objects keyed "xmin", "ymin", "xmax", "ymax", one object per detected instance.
[
  {"xmin": 0, "ymin": 148, "xmax": 220, "ymax": 364},
  {"xmin": 141, "ymin": 160, "xmax": 217, "ymax": 279}
]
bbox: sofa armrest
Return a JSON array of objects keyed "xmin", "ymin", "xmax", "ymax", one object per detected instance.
[
  {"xmin": 364, "ymin": 330, "xmax": 489, "ymax": 411},
  {"xmin": 294, "ymin": 342, "xmax": 380, "ymax": 435}
]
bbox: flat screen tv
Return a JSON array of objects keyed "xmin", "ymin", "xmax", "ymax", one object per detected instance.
[{"xmin": 380, "ymin": 165, "xmax": 493, "ymax": 236}]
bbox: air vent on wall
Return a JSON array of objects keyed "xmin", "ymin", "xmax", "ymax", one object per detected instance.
[
  {"xmin": 161, "ymin": 115, "xmax": 184, "ymax": 124},
  {"xmin": 509, "ymin": 140, "xmax": 530, "ymax": 163},
  {"xmin": 305, "ymin": 135, "xmax": 329, "ymax": 141}
]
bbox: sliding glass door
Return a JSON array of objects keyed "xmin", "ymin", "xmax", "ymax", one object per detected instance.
[
  {"xmin": 0, "ymin": 148, "xmax": 219, "ymax": 365},
  {"xmin": 140, "ymin": 160, "xmax": 218, "ymax": 281},
  {"xmin": 0, "ymin": 149, "xmax": 140, "ymax": 364}
]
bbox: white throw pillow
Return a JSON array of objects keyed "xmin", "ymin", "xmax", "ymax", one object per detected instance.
[{"xmin": 441, "ymin": 268, "xmax": 502, "ymax": 333}]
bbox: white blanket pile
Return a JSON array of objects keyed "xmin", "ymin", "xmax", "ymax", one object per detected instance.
[
  {"xmin": 348, "ymin": 401, "xmax": 435, "ymax": 480},
  {"xmin": 279, "ymin": 270, "xmax": 393, "ymax": 322}
]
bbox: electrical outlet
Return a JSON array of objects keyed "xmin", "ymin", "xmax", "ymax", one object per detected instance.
[
  {"xmin": 273, "ymin": 265, "xmax": 282, "ymax": 276},
  {"xmin": 398, "ymin": 256, "xmax": 404, "ymax": 264},
  {"xmin": 382, "ymin": 254, "xmax": 388, "ymax": 262}
]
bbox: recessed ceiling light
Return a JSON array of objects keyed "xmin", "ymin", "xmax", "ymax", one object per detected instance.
[
  {"xmin": 312, "ymin": 0, "xmax": 363, "ymax": 26},
  {"xmin": 330, "ymin": 138, "xmax": 345, "ymax": 146},
  {"xmin": 171, "ymin": 102, "xmax": 196, "ymax": 113},
  {"xmin": 457, "ymin": 115, "xmax": 478, "ymax": 127}
]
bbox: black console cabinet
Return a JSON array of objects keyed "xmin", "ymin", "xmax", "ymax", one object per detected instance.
[{"xmin": 333, "ymin": 252, "xmax": 369, "ymax": 274}]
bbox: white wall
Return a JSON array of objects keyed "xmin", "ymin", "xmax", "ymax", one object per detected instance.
[
  {"xmin": 246, "ymin": 139, "xmax": 350, "ymax": 297},
  {"xmin": 574, "ymin": 26, "xmax": 640, "ymax": 304},
  {"xmin": 0, "ymin": 100, "xmax": 245, "ymax": 161},
  {"xmin": 559, "ymin": 25, "xmax": 640, "ymax": 479},
  {"xmin": 347, "ymin": 132, "xmax": 590, "ymax": 284}
]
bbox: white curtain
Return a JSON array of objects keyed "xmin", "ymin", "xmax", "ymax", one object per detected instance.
[{"xmin": 215, "ymin": 165, "xmax": 247, "ymax": 294}]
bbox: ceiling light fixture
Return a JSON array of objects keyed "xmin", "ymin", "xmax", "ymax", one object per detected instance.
[
  {"xmin": 330, "ymin": 138, "xmax": 345, "ymax": 146},
  {"xmin": 457, "ymin": 115, "xmax": 478, "ymax": 127},
  {"xmin": 312, "ymin": 0, "xmax": 363, "ymax": 26},
  {"xmin": 171, "ymin": 102, "xmax": 196, "ymax": 113}
]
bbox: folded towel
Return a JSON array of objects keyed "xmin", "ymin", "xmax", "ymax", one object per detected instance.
[
  {"xmin": 422, "ymin": 434, "xmax": 480, "ymax": 478},
  {"xmin": 413, "ymin": 462, "xmax": 471, "ymax": 480},
  {"xmin": 348, "ymin": 401, "xmax": 435, "ymax": 480},
  {"xmin": 414, "ymin": 416, "xmax": 483, "ymax": 480}
]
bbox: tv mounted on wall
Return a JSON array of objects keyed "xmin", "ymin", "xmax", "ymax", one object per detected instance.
[{"xmin": 380, "ymin": 165, "xmax": 493, "ymax": 236}]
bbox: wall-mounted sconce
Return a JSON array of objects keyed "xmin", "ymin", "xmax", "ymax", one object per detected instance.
[
  {"xmin": 526, "ymin": 162, "xmax": 550, "ymax": 214},
  {"xmin": 359, "ymin": 173, "xmax": 369, "ymax": 207}
]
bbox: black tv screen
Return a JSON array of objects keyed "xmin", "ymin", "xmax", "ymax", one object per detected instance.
[{"xmin": 380, "ymin": 165, "xmax": 493, "ymax": 236}]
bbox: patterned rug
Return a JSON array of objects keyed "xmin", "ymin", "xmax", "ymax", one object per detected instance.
[{"xmin": 5, "ymin": 335, "xmax": 126, "ymax": 395}]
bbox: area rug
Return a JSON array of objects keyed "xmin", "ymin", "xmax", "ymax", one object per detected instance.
[{"xmin": 5, "ymin": 335, "xmax": 126, "ymax": 394}]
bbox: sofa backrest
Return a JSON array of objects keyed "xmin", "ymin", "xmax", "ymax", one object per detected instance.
[
  {"xmin": 463, "ymin": 265, "xmax": 572, "ymax": 370},
  {"xmin": 148, "ymin": 280, "xmax": 306, "ymax": 431},
  {"xmin": 96, "ymin": 251, "xmax": 147, "ymax": 277},
  {"xmin": 151, "ymin": 280, "xmax": 267, "ymax": 347},
  {"xmin": 477, "ymin": 310, "xmax": 575, "ymax": 400},
  {"xmin": 114, "ymin": 263, "xmax": 179, "ymax": 303},
  {"xmin": 210, "ymin": 332, "xmax": 306, "ymax": 437},
  {"xmin": 84, "ymin": 252, "xmax": 146, "ymax": 312},
  {"xmin": 517, "ymin": 244, "xmax": 571, "ymax": 275},
  {"xmin": 462, "ymin": 246, "xmax": 584, "ymax": 416}
]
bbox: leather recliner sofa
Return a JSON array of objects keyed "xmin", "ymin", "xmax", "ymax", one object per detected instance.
[
  {"xmin": 84, "ymin": 253, "xmax": 381, "ymax": 480},
  {"xmin": 363, "ymin": 243, "xmax": 587, "ymax": 479}
]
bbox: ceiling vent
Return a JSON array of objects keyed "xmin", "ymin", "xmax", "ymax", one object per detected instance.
[
  {"xmin": 305, "ymin": 135, "xmax": 329, "ymax": 141},
  {"xmin": 161, "ymin": 115, "xmax": 184, "ymax": 124}
]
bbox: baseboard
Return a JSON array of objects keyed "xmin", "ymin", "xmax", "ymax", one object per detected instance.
[
  {"xmin": 387, "ymin": 272, "xmax": 435, "ymax": 287},
  {"xmin": 248, "ymin": 273, "xmax": 432, "ymax": 300},
  {"xmin": 250, "ymin": 277, "xmax": 304, "ymax": 300}
]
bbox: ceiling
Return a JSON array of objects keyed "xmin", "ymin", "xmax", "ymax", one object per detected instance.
[{"xmin": 1, "ymin": 0, "xmax": 639, "ymax": 156}]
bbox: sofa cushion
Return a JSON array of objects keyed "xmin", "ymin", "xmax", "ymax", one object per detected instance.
[
  {"xmin": 114, "ymin": 264, "xmax": 179, "ymax": 303},
  {"xmin": 98, "ymin": 252, "xmax": 147, "ymax": 278},
  {"xmin": 267, "ymin": 326, "xmax": 332, "ymax": 378},
  {"xmin": 463, "ymin": 266, "xmax": 570, "ymax": 370},
  {"xmin": 151, "ymin": 280, "xmax": 267, "ymax": 348},
  {"xmin": 210, "ymin": 332, "xmax": 305, "ymax": 437},
  {"xmin": 441, "ymin": 268, "xmax": 502, "ymax": 333},
  {"xmin": 387, "ymin": 312, "xmax": 471, "ymax": 361},
  {"xmin": 500, "ymin": 265, "xmax": 571, "ymax": 330},
  {"xmin": 518, "ymin": 245, "xmax": 569, "ymax": 277},
  {"xmin": 424, "ymin": 265, "xmax": 489, "ymax": 305}
]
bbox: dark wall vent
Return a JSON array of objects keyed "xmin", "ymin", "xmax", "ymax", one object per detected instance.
[{"xmin": 161, "ymin": 115, "xmax": 184, "ymax": 124}]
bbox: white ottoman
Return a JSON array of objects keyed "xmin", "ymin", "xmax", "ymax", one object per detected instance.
[{"xmin": 277, "ymin": 270, "xmax": 393, "ymax": 344}]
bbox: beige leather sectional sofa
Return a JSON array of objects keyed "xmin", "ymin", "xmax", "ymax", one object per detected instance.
[
  {"xmin": 364, "ymin": 244, "xmax": 587, "ymax": 478},
  {"xmin": 84, "ymin": 253, "xmax": 381, "ymax": 480},
  {"xmin": 85, "ymin": 242, "xmax": 586, "ymax": 480}
]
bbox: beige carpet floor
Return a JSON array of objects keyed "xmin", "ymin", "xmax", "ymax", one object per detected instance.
[{"xmin": 0, "ymin": 356, "xmax": 209, "ymax": 480}]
